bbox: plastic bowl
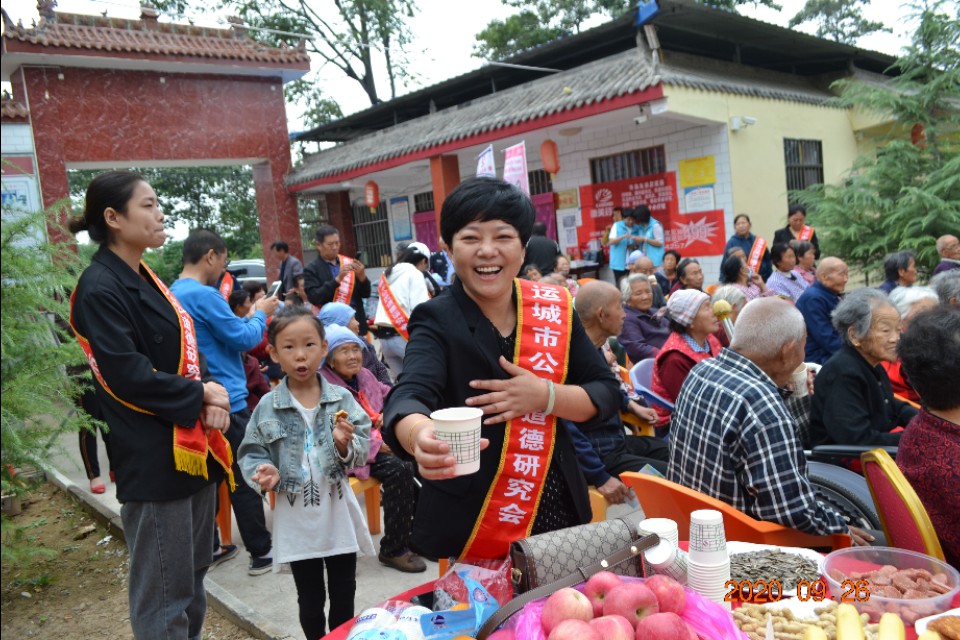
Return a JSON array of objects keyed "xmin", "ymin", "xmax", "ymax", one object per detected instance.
[{"xmin": 820, "ymin": 546, "xmax": 960, "ymax": 624}]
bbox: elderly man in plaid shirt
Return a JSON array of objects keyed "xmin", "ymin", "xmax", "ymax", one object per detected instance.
[{"xmin": 667, "ymin": 297, "xmax": 874, "ymax": 545}]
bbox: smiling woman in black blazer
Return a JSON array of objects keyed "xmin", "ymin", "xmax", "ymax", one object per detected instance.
[
  {"xmin": 68, "ymin": 171, "xmax": 233, "ymax": 640},
  {"xmin": 382, "ymin": 177, "xmax": 620, "ymax": 562}
]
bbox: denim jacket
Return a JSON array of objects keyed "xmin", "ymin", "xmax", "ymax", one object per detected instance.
[{"xmin": 238, "ymin": 374, "xmax": 371, "ymax": 496}]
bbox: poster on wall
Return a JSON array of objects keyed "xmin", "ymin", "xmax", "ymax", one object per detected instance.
[
  {"xmin": 389, "ymin": 196, "xmax": 413, "ymax": 241},
  {"xmin": 678, "ymin": 155, "xmax": 716, "ymax": 188},
  {"xmin": 502, "ymin": 142, "xmax": 530, "ymax": 195},
  {"xmin": 476, "ymin": 145, "xmax": 496, "ymax": 177},
  {"xmin": 684, "ymin": 185, "xmax": 715, "ymax": 212},
  {"xmin": 575, "ymin": 172, "xmax": 725, "ymax": 259}
]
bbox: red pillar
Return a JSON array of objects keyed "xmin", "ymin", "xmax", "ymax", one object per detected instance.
[
  {"xmin": 323, "ymin": 191, "xmax": 357, "ymax": 259},
  {"xmin": 253, "ymin": 161, "xmax": 300, "ymax": 282},
  {"xmin": 430, "ymin": 155, "xmax": 461, "ymax": 245}
]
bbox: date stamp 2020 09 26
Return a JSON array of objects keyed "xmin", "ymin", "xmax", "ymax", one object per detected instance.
[{"xmin": 724, "ymin": 578, "xmax": 872, "ymax": 604}]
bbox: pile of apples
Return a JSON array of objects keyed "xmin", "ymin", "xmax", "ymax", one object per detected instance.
[{"xmin": 537, "ymin": 572, "xmax": 698, "ymax": 640}]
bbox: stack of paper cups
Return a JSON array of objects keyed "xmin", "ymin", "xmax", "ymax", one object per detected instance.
[
  {"xmin": 686, "ymin": 509, "xmax": 731, "ymax": 609},
  {"xmin": 638, "ymin": 518, "xmax": 679, "ymax": 547},
  {"xmin": 638, "ymin": 518, "xmax": 687, "ymax": 583}
]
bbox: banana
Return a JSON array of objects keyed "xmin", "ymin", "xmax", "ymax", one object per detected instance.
[
  {"xmin": 804, "ymin": 627, "xmax": 829, "ymax": 640},
  {"xmin": 877, "ymin": 612, "xmax": 905, "ymax": 640},
  {"xmin": 836, "ymin": 603, "xmax": 865, "ymax": 640}
]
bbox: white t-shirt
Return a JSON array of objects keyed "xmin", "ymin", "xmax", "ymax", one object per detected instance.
[{"xmin": 272, "ymin": 397, "xmax": 375, "ymax": 566}]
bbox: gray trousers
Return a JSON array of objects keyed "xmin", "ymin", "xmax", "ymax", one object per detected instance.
[
  {"xmin": 120, "ymin": 482, "xmax": 216, "ymax": 640},
  {"xmin": 379, "ymin": 335, "xmax": 407, "ymax": 380}
]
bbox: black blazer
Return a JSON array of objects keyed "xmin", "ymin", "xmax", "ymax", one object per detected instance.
[
  {"xmin": 303, "ymin": 256, "xmax": 372, "ymax": 329},
  {"xmin": 773, "ymin": 226, "xmax": 821, "ymax": 259},
  {"xmin": 71, "ymin": 246, "xmax": 218, "ymax": 502},
  {"xmin": 383, "ymin": 281, "xmax": 621, "ymax": 559},
  {"xmin": 808, "ymin": 344, "xmax": 917, "ymax": 448}
]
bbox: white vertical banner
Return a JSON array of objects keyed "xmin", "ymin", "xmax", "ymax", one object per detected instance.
[
  {"xmin": 502, "ymin": 141, "xmax": 530, "ymax": 195},
  {"xmin": 476, "ymin": 144, "xmax": 496, "ymax": 177}
]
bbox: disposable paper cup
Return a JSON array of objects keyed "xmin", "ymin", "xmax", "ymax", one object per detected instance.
[
  {"xmin": 689, "ymin": 509, "xmax": 728, "ymax": 563},
  {"xmin": 644, "ymin": 539, "xmax": 689, "ymax": 584},
  {"xmin": 639, "ymin": 518, "xmax": 679, "ymax": 548},
  {"xmin": 792, "ymin": 363, "xmax": 809, "ymax": 398},
  {"xmin": 430, "ymin": 407, "xmax": 483, "ymax": 475}
]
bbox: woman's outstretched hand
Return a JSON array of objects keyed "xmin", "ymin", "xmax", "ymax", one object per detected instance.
[{"xmin": 467, "ymin": 356, "xmax": 548, "ymax": 424}]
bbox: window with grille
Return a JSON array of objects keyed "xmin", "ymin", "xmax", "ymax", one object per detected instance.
[
  {"xmin": 413, "ymin": 191, "xmax": 434, "ymax": 213},
  {"xmin": 528, "ymin": 169, "xmax": 554, "ymax": 195},
  {"xmin": 784, "ymin": 139, "xmax": 824, "ymax": 192},
  {"xmin": 351, "ymin": 201, "xmax": 392, "ymax": 268},
  {"xmin": 589, "ymin": 145, "xmax": 666, "ymax": 183}
]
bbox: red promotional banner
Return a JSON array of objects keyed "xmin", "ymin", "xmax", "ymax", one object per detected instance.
[{"xmin": 575, "ymin": 173, "xmax": 724, "ymax": 258}]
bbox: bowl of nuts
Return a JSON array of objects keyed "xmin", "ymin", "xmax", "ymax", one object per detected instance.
[{"xmin": 821, "ymin": 546, "xmax": 960, "ymax": 624}]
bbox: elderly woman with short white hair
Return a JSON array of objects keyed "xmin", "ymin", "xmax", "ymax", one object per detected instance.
[
  {"xmin": 881, "ymin": 286, "xmax": 938, "ymax": 403},
  {"xmin": 618, "ymin": 274, "xmax": 670, "ymax": 363},
  {"xmin": 807, "ymin": 288, "xmax": 918, "ymax": 449},
  {"xmin": 710, "ymin": 285, "xmax": 747, "ymax": 347}
]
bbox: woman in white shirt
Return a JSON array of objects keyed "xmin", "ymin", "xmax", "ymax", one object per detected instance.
[{"xmin": 374, "ymin": 242, "xmax": 432, "ymax": 378}]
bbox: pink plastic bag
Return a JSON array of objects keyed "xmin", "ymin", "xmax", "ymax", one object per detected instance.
[{"xmin": 504, "ymin": 577, "xmax": 747, "ymax": 640}]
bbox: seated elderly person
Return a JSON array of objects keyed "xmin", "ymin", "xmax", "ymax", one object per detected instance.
[
  {"xmin": 618, "ymin": 274, "xmax": 670, "ymax": 362},
  {"xmin": 878, "ymin": 250, "xmax": 917, "ymax": 295},
  {"xmin": 651, "ymin": 289, "xmax": 722, "ymax": 424},
  {"xmin": 808, "ymin": 288, "xmax": 918, "ymax": 448},
  {"xmin": 711, "ymin": 285, "xmax": 747, "ymax": 348},
  {"xmin": 881, "ymin": 286, "xmax": 938, "ymax": 403},
  {"xmin": 796, "ymin": 257, "xmax": 849, "ymax": 364},
  {"xmin": 720, "ymin": 254, "xmax": 768, "ymax": 302},
  {"xmin": 934, "ymin": 234, "xmax": 959, "ymax": 274},
  {"xmin": 319, "ymin": 302, "xmax": 392, "ymax": 386},
  {"xmin": 668, "ymin": 258, "xmax": 704, "ymax": 295},
  {"xmin": 668, "ymin": 297, "xmax": 871, "ymax": 544},
  {"xmin": 318, "ymin": 325, "xmax": 426, "ymax": 573},
  {"xmin": 574, "ymin": 282, "xmax": 669, "ymax": 476},
  {"xmin": 628, "ymin": 254, "xmax": 666, "ymax": 308},
  {"xmin": 896, "ymin": 306, "xmax": 960, "ymax": 568},
  {"xmin": 766, "ymin": 242, "xmax": 810, "ymax": 302},
  {"xmin": 931, "ymin": 270, "xmax": 960, "ymax": 306}
]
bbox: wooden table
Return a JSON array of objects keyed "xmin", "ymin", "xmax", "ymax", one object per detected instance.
[{"xmin": 569, "ymin": 260, "xmax": 601, "ymax": 280}]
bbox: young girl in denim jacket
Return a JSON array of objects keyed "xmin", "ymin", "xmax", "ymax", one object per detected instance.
[{"xmin": 238, "ymin": 305, "xmax": 373, "ymax": 639}]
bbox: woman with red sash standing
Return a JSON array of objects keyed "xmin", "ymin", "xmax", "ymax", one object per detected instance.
[
  {"xmin": 773, "ymin": 204, "xmax": 820, "ymax": 259},
  {"xmin": 373, "ymin": 242, "xmax": 433, "ymax": 378},
  {"xmin": 382, "ymin": 177, "xmax": 621, "ymax": 564},
  {"xmin": 68, "ymin": 171, "xmax": 234, "ymax": 639}
]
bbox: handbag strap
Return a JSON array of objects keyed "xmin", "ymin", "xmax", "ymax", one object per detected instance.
[{"xmin": 476, "ymin": 532, "xmax": 660, "ymax": 640}]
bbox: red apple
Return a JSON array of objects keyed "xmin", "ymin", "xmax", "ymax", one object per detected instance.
[
  {"xmin": 549, "ymin": 618, "xmax": 601, "ymax": 640},
  {"xmin": 644, "ymin": 574, "xmax": 687, "ymax": 615},
  {"xmin": 541, "ymin": 586, "xmax": 593, "ymax": 634},
  {"xmin": 583, "ymin": 571, "xmax": 623, "ymax": 617},
  {"xmin": 635, "ymin": 612, "xmax": 692, "ymax": 640},
  {"xmin": 589, "ymin": 614, "xmax": 634, "ymax": 640},
  {"xmin": 603, "ymin": 582, "xmax": 660, "ymax": 629}
]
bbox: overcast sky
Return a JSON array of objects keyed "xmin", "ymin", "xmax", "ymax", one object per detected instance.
[{"xmin": 3, "ymin": 0, "xmax": 923, "ymax": 128}]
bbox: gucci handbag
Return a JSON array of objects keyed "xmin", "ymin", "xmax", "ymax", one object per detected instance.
[{"xmin": 476, "ymin": 511, "xmax": 659, "ymax": 639}]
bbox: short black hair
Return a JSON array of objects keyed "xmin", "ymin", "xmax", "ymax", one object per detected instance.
[
  {"xmin": 243, "ymin": 280, "xmax": 266, "ymax": 297},
  {"xmin": 899, "ymin": 306, "xmax": 960, "ymax": 410},
  {"xmin": 791, "ymin": 240, "xmax": 815, "ymax": 259},
  {"xmin": 314, "ymin": 225, "xmax": 340, "ymax": 244},
  {"xmin": 676, "ymin": 258, "xmax": 700, "ymax": 284},
  {"xmin": 788, "ymin": 204, "xmax": 806, "ymax": 219},
  {"xmin": 267, "ymin": 304, "xmax": 325, "ymax": 346},
  {"xmin": 181, "ymin": 229, "xmax": 226, "ymax": 265},
  {"xmin": 734, "ymin": 213, "xmax": 751, "ymax": 224},
  {"xmin": 228, "ymin": 289, "xmax": 250, "ymax": 313},
  {"xmin": 531, "ymin": 221, "xmax": 547, "ymax": 236},
  {"xmin": 720, "ymin": 255, "xmax": 744, "ymax": 284},
  {"xmin": 633, "ymin": 205, "xmax": 651, "ymax": 224},
  {"xmin": 664, "ymin": 249, "xmax": 682, "ymax": 264},
  {"xmin": 439, "ymin": 177, "xmax": 535, "ymax": 248},
  {"xmin": 770, "ymin": 242, "xmax": 794, "ymax": 268},
  {"xmin": 883, "ymin": 250, "xmax": 915, "ymax": 282},
  {"xmin": 271, "ymin": 241, "xmax": 289, "ymax": 252}
]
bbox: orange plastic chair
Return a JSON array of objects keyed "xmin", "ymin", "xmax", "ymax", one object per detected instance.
[
  {"xmin": 619, "ymin": 472, "xmax": 851, "ymax": 550},
  {"xmin": 860, "ymin": 448, "xmax": 944, "ymax": 560},
  {"xmin": 618, "ymin": 366, "xmax": 654, "ymax": 437}
]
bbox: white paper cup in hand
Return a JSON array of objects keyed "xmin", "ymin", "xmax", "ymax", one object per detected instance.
[
  {"xmin": 430, "ymin": 407, "xmax": 483, "ymax": 475},
  {"xmin": 792, "ymin": 363, "xmax": 809, "ymax": 398}
]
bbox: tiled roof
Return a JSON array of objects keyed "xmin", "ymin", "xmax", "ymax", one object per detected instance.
[
  {"xmin": 287, "ymin": 48, "xmax": 836, "ymax": 187},
  {"xmin": 1, "ymin": 93, "xmax": 29, "ymax": 120},
  {"xmin": 2, "ymin": 9, "xmax": 309, "ymax": 67},
  {"xmin": 287, "ymin": 48, "xmax": 660, "ymax": 187}
]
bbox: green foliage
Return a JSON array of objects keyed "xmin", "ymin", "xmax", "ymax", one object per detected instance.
[
  {"xmin": 788, "ymin": 0, "xmax": 889, "ymax": 44},
  {"xmin": 792, "ymin": 1, "xmax": 960, "ymax": 282},
  {"xmin": 68, "ymin": 166, "xmax": 263, "ymax": 263},
  {"xmin": 154, "ymin": 0, "xmax": 417, "ymax": 106},
  {"xmin": 285, "ymin": 79, "xmax": 344, "ymax": 130},
  {"xmin": 1, "ymin": 198, "xmax": 98, "ymax": 564}
]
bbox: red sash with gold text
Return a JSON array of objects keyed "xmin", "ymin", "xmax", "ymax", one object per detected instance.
[
  {"xmin": 460, "ymin": 279, "xmax": 572, "ymax": 559},
  {"xmin": 377, "ymin": 276, "xmax": 410, "ymax": 341},
  {"xmin": 218, "ymin": 271, "xmax": 234, "ymax": 300},
  {"xmin": 334, "ymin": 255, "xmax": 356, "ymax": 304},
  {"xmin": 799, "ymin": 225, "xmax": 815, "ymax": 241},
  {"xmin": 70, "ymin": 263, "xmax": 235, "ymax": 488},
  {"xmin": 747, "ymin": 236, "xmax": 767, "ymax": 273}
]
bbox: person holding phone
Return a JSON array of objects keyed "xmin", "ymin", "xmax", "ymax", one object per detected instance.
[{"xmin": 303, "ymin": 226, "xmax": 372, "ymax": 336}]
